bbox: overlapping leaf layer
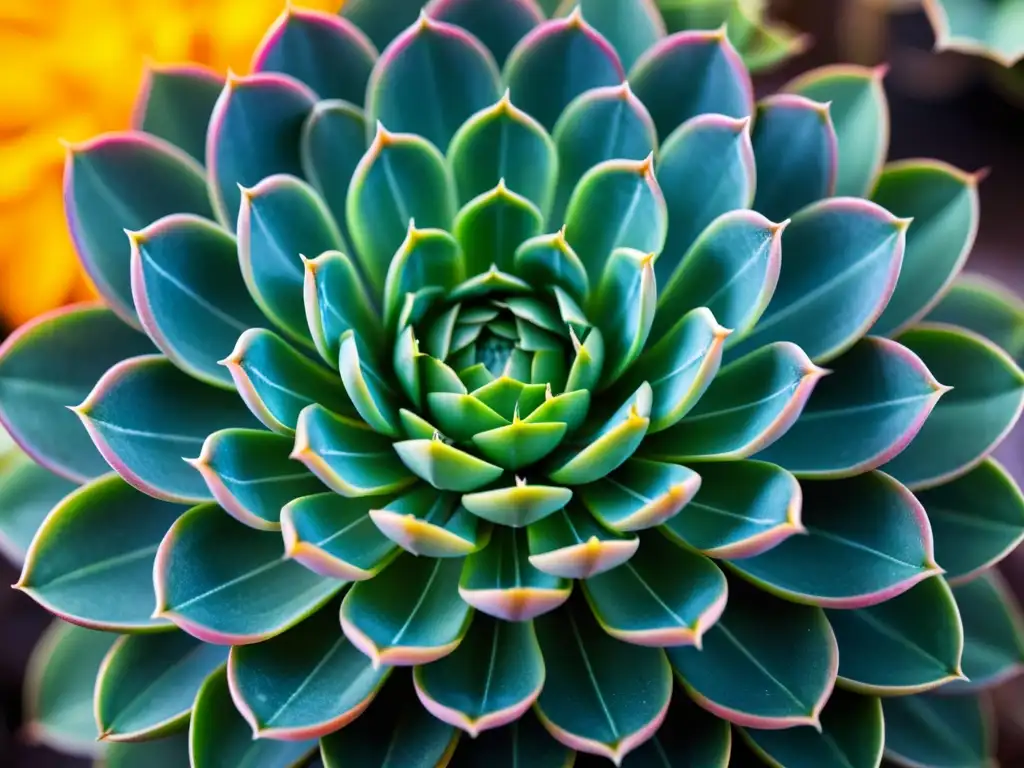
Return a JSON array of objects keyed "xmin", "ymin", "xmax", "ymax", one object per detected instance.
[{"xmin": 1, "ymin": 1, "xmax": 1023, "ymax": 767}]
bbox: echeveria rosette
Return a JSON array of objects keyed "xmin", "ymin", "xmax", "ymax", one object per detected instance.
[{"xmin": 2, "ymin": 2, "xmax": 1024, "ymax": 767}]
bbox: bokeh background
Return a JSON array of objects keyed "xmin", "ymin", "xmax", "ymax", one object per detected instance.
[{"xmin": 0, "ymin": 0, "xmax": 1022, "ymax": 764}]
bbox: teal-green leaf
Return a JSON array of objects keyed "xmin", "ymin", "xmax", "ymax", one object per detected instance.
[
  {"xmin": 281, "ymin": 492, "xmax": 399, "ymax": 581},
  {"xmin": 923, "ymin": 0, "xmax": 1024, "ymax": 66},
  {"xmin": 129, "ymin": 214, "xmax": 263, "ymax": 388},
  {"xmin": 534, "ymin": 594, "xmax": 672, "ymax": 763},
  {"xmin": 74, "ymin": 354, "xmax": 258, "ymax": 502},
  {"xmin": 414, "ymin": 613, "xmax": 545, "ymax": 736},
  {"xmin": 384, "ymin": 225, "xmax": 465, "ymax": 329},
  {"xmin": 393, "ymin": 434, "xmax": 504, "ymax": 491},
  {"xmin": 428, "ymin": 0, "xmax": 544, "ymax": 67},
  {"xmin": 827, "ymin": 575, "xmax": 964, "ymax": 695},
  {"xmin": 229, "ymin": 595, "xmax": 388, "ymax": 740},
  {"xmin": 370, "ymin": 486, "xmax": 488, "ymax": 557},
  {"xmin": 339, "ymin": 0, "xmax": 424, "ymax": 52},
  {"xmin": 446, "ymin": 710, "xmax": 572, "ymax": 767},
  {"xmin": 643, "ymin": 343, "xmax": 823, "ymax": 461},
  {"xmin": 365, "ymin": 13, "xmax": 501, "ymax": 151},
  {"xmin": 346, "ymin": 125, "xmax": 457, "ymax": 294},
  {"xmin": 756, "ymin": 336, "xmax": 948, "ymax": 477},
  {"xmin": 105, "ymin": 732, "xmax": 191, "ymax": 768},
  {"xmin": 668, "ymin": 583, "xmax": 838, "ymax": 729},
  {"xmin": 630, "ymin": 29, "xmax": 754, "ymax": 141},
  {"xmin": 523, "ymin": 387, "xmax": 591, "ymax": 431},
  {"xmin": 870, "ymin": 160, "xmax": 981, "ymax": 336},
  {"xmin": 459, "ymin": 526, "xmax": 571, "ymax": 621},
  {"xmin": 884, "ymin": 324, "xmax": 1024, "ymax": 489},
  {"xmin": 741, "ymin": 688, "xmax": 884, "ymax": 768},
  {"xmin": 132, "ymin": 64, "xmax": 223, "ymax": 164},
  {"xmin": 882, "ymin": 693, "xmax": 994, "ymax": 768},
  {"xmin": 17, "ymin": 474, "xmax": 181, "ymax": 631},
  {"xmin": 919, "ymin": 459, "xmax": 1024, "ymax": 583},
  {"xmin": 238, "ymin": 173, "xmax": 344, "ymax": 348},
  {"xmin": 579, "ymin": 458, "xmax": 700, "ymax": 532},
  {"xmin": 584, "ymin": 531, "xmax": 727, "ymax": 647},
  {"xmin": 95, "ymin": 632, "xmax": 227, "ymax": 741},
  {"xmin": 503, "ymin": 12, "xmax": 625, "ymax": 131},
  {"xmin": 784, "ymin": 64, "xmax": 889, "ymax": 197},
  {"xmin": 549, "ymin": 82, "xmax": 657, "ymax": 227},
  {"xmin": 618, "ymin": 689, "xmax": 731, "ymax": 767},
  {"xmin": 728, "ymin": 472, "xmax": 941, "ymax": 608},
  {"xmin": 751, "ymin": 94, "xmax": 838, "ymax": 221},
  {"xmin": 338, "ymin": 331, "xmax": 402, "ymax": 437},
  {"xmin": 0, "ymin": 453, "xmax": 77, "ymax": 564},
  {"xmin": 472, "ymin": 418, "xmax": 569, "ymax": 471},
  {"xmin": 591, "ymin": 247, "xmax": 657, "ymax": 386},
  {"xmin": 303, "ymin": 249, "xmax": 383, "ymax": 368},
  {"xmin": 652, "ymin": 211, "xmax": 781, "ymax": 348},
  {"xmin": 950, "ymin": 572, "xmax": 1024, "ymax": 691},
  {"xmin": 448, "ymin": 90, "xmax": 557, "ymax": 216},
  {"xmin": 924, "ymin": 273, "xmax": 1024, "ymax": 364},
  {"xmin": 462, "ymin": 480, "xmax": 572, "ymax": 528},
  {"xmin": 564, "ymin": 156, "xmax": 667, "ymax": 284},
  {"xmin": 206, "ymin": 73, "xmax": 316, "ymax": 230},
  {"xmin": 654, "ymin": 114, "xmax": 756, "ymax": 284},
  {"xmin": 190, "ymin": 667, "xmax": 315, "ymax": 768},
  {"xmin": 23, "ymin": 621, "xmax": 114, "ymax": 757},
  {"xmin": 454, "ymin": 182, "xmax": 544, "ymax": 276},
  {"xmin": 155, "ymin": 502, "xmax": 340, "ymax": 644},
  {"xmin": 562, "ymin": 0, "xmax": 665, "ymax": 70},
  {"xmin": 726, "ymin": 198, "xmax": 908, "ymax": 364},
  {"xmin": 341, "ymin": 553, "xmax": 473, "ymax": 667},
  {"xmin": 527, "ymin": 500, "xmax": 639, "ymax": 578},
  {"xmin": 252, "ymin": 8, "xmax": 377, "ymax": 103},
  {"xmin": 65, "ymin": 131, "xmax": 214, "ymax": 323}
]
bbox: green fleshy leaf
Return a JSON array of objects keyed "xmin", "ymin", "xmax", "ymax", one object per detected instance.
[
  {"xmin": 923, "ymin": 0, "xmax": 1024, "ymax": 66},
  {"xmin": 347, "ymin": 125, "xmax": 457, "ymax": 294},
  {"xmin": 421, "ymin": 354, "xmax": 470, "ymax": 398},
  {"xmin": 919, "ymin": 459, "xmax": 1024, "ymax": 583},
  {"xmin": 339, "ymin": 0, "xmax": 424, "ymax": 52},
  {"xmin": 394, "ymin": 326, "xmax": 425, "ymax": 408},
  {"xmin": 423, "ymin": 304, "xmax": 460, "ymax": 361},
  {"xmin": 884, "ymin": 324, "xmax": 1024, "ymax": 490},
  {"xmin": 462, "ymin": 480, "xmax": 572, "ymax": 528},
  {"xmin": 661, "ymin": 460, "xmax": 802, "ymax": 559},
  {"xmin": 591, "ymin": 247, "xmax": 657, "ymax": 386},
  {"xmin": 190, "ymin": 666, "xmax": 315, "ymax": 768},
  {"xmin": 741, "ymin": 688, "xmax": 884, "ymax": 768},
  {"xmin": 155, "ymin": 502, "xmax": 340, "ymax": 645},
  {"xmin": 784, "ymin": 64, "xmax": 889, "ymax": 198},
  {"xmin": 454, "ymin": 182, "xmax": 545, "ymax": 277},
  {"xmin": 827, "ymin": 576, "xmax": 964, "ymax": 695},
  {"xmin": 459, "ymin": 364, "xmax": 496, "ymax": 392},
  {"xmin": 366, "ymin": 13, "xmax": 501, "ymax": 152},
  {"xmin": 460, "ymin": 526, "xmax": 571, "ymax": 621},
  {"xmin": 65, "ymin": 131, "xmax": 214, "ymax": 323},
  {"xmin": 339, "ymin": 331, "xmax": 402, "ymax": 438},
  {"xmin": 756, "ymin": 336, "xmax": 947, "ymax": 477},
  {"xmin": 303, "ymin": 249, "xmax": 383, "ymax": 369},
  {"xmin": 925, "ymin": 274, "xmax": 1024, "ymax": 364},
  {"xmin": 23, "ymin": 621, "xmax": 113, "ymax": 757},
  {"xmin": 393, "ymin": 434, "xmax": 504, "ymax": 491},
  {"xmin": 653, "ymin": 210, "xmax": 781, "ymax": 347},
  {"xmin": 619, "ymin": 689, "xmax": 731, "ymax": 767},
  {"xmin": 399, "ymin": 408, "xmax": 442, "ymax": 440},
  {"xmin": 472, "ymin": 418, "xmax": 569, "ymax": 471},
  {"xmin": 513, "ymin": 230, "xmax": 590, "ymax": 302},
  {"xmin": 104, "ymin": 732, "xmax": 191, "ymax": 768},
  {"xmin": 549, "ymin": 81, "xmax": 657, "ymax": 227},
  {"xmin": 870, "ymin": 161, "xmax": 981, "ymax": 336},
  {"xmin": 579, "ymin": 458, "xmax": 700, "ymax": 532},
  {"xmin": 384, "ymin": 226, "xmax": 465, "ymax": 329},
  {"xmin": 448, "ymin": 90, "xmax": 556, "ymax": 217},
  {"xmin": 293, "ymin": 404, "xmax": 415, "ymax": 497},
  {"xmin": 727, "ymin": 198, "xmax": 908, "ymax": 364},
  {"xmin": 96, "ymin": 632, "xmax": 227, "ymax": 741},
  {"xmin": 17, "ymin": 474, "xmax": 181, "ymax": 631},
  {"xmin": 0, "ymin": 453, "xmax": 77, "ymax": 564},
  {"xmin": 132, "ymin": 65, "xmax": 223, "ymax": 164},
  {"xmin": 630, "ymin": 29, "xmax": 754, "ymax": 141},
  {"xmin": 527, "ymin": 500, "xmax": 638, "ymax": 578},
  {"xmin": 428, "ymin": 0, "xmax": 544, "ymax": 67},
  {"xmin": 584, "ymin": 531, "xmax": 727, "ymax": 647},
  {"xmin": 882, "ymin": 693, "xmax": 994, "ymax": 768},
  {"xmin": 668, "ymin": 583, "xmax": 837, "ymax": 729},
  {"xmin": 728, "ymin": 472, "xmax": 940, "ymax": 608},
  {"xmin": 447, "ymin": 710, "xmax": 572, "ymax": 767},
  {"xmin": 253, "ymin": 8, "xmax": 376, "ymax": 103},
  {"xmin": 370, "ymin": 486, "xmax": 488, "ymax": 557},
  {"xmin": 129, "ymin": 214, "xmax": 263, "ymax": 388},
  {"xmin": 74, "ymin": 354, "xmax": 258, "ymax": 502},
  {"xmin": 751, "ymin": 94, "xmax": 837, "ymax": 221},
  {"xmin": 561, "ymin": 0, "xmax": 665, "ymax": 70},
  {"xmin": 281, "ymin": 493, "xmax": 399, "ymax": 581},
  {"xmin": 734, "ymin": 14, "xmax": 808, "ymax": 72},
  {"xmin": 191, "ymin": 428, "xmax": 324, "ymax": 530},
  {"xmin": 341, "ymin": 553, "xmax": 473, "ymax": 667},
  {"xmin": 428, "ymin": 393, "xmax": 513, "ymax": 443},
  {"xmin": 503, "ymin": 12, "xmax": 625, "ymax": 131},
  {"xmin": 238, "ymin": 174, "xmax": 344, "ymax": 348},
  {"xmin": 643, "ymin": 343, "xmax": 822, "ymax": 461},
  {"xmin": 564, "ymin": 156, "xmax": 666, "ymax": 285},
  {"xmin": 950, "ymin": 572, "xmax": 1024, "ymax": 691},
  {"xmin": 229, "ymin": 595, "xmax": 388, "ymax": 740},
  {"xmin": 654, "ymin": 114, "xmax": 756, "ymax": 284},
  {"xmin": 531, "ymin": 350, "xmax": 569, "ymax": 391},
  {"xmin": 319, "ymin": 672, "xmax": 459, "ymax": 768},
  {"xmin": 524, "ymin": 388, "xmax": 591, "ymax": 431},
  {"xmin": 206, "ymin": 73, "xmax": 316, "ymax": 230},
  {"xmin": 414, "ymin": 613, "xmax": 545, "ymax": 736},
  {"xmin": 534, "ymin": 594, "xmax": 672, "ymax": 764}
]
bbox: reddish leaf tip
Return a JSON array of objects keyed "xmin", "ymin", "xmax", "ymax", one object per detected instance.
[{"xmin": 872, "ymin": 62, "xmax": 891, "ymax": 80}]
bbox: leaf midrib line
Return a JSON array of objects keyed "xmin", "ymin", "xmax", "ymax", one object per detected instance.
[
  {"xmin": 171, "ymin": 557, "xmax": 282, "ymax": 611},
  {"xmin": 716, "ymin": 621, "xmax": 808, "ymax": 711},
  {"xmin": 568, "ymin": 609, "xmax": 620, "ymax": 742},
  {"xmin": 140, "ymin": 249, "xmax": 251, "ymax": 332},
  {"xmin": 392, "ymin": 558, "xmax": 443, "ymax": 645},
  {"xmin": 34, "ymin": 544, "xmax": 158, "ymax": 590}
]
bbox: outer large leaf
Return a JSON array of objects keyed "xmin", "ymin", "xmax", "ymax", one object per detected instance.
[
  {"xmin": 534, "ymin": 595, "xmax": 672, "ymax": 763},
  {"xmin": 339, "ymin": 331, "xmax": 403, "ymax": 437},
  {"xmin": 427, "ymin": 0, "xmax": 545, "ymax": 67},
  {"xmin": 104, "ymin": 732, "xmax": 191, "ymax": 768},
  {"xmin": 618, "ymin": 690, "xmax": 731, "ymax": 768},
  {"xmin": 0, "ymin": 453, "xmax": 77, "ymax": 563},
  {"xmin": 154, "ymin": 503, "xmax": 340, "ymax": 645},
  {"xmin": 591, "ymin": 246, "xmax": 657, "ymax": 385},
  {"xmin": 132, "ymin": 64, "xmax": 223, "ymax": 164},
  {"xmin": 372, "ymin": 487, "xmax": 488, "ymax": 557},
  {"xmin": 950, "ymin": 572, "xmax": 1024, "ymax": 691},
  {"xmin": 17, "ymin": 475, "xmax": 181, "ymax": 632},
  {"xmin": 925, "ymin": 273, "xmax": 1024, "ymax": 364},
  {"xmin": 446, "ymin": 711, "xmax": 573, "ymax": 767},
  {"xmin": 0, "ymin": 305, "xmax": 154, "ymax": 482},
  {"xmin": 922, "ymin": 0, "xmax": 1024, "ymax": 66},
  {"xmin": 561, "ymin": 0, "xmax": 666, "ymax": 71},
  {"xmin": 528, "ymin": 501, "xmax": 639, "ymax": 578},
  {"xmin": 883, "ymin": 693, "xmax": 994, "ymax": 768},
  {"xmin": 340, "ymin": 0, "xmax": 424, "ymax": 52},
  {"xmin": 578, "ymin": 458, "xmax": 700, "ymax": 532}
]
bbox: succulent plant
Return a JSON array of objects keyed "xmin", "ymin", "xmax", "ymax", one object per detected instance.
[
  {"xmin": 2, "ymin": 1, "xmax": 1024, "ymax": 766},
  {"xmin": 923, "ymin": 0, "xmax": 1024, "ymax": 67}
]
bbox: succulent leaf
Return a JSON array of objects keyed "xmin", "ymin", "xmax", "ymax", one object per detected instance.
[
  {"xmin": 385, "ymin": 226, "xmax": 466, "ymax": 329},
  {"xmin": 339, "ymin": 0, "xmax": 426, "ymax": 53},
  {"xmin": 949, "ymin": 572, "xmax": 1024, "ymax": 691},
  {"xmin": 882, "ymin": 693, "xmax": 994, "ymax": 768},
  {"xmin": 393, "ymin": 434, "xmax": 504, "ymax": 491},
  {"xmin": 339, "ymin": 332, "xmax": 403, "ymax": 438},
  {"xmin": 427, "ymin": 0, "xmax": 545, "ymax": 67},
  {"xmin": 462, "ymin": 481, "xmax": 572, "ymax": 528},
  {"xmin": 558, "ymin": 0, "xmax": 666, "ymax": 71},
  {"xmin": 922, "ymin": 0, "xmax": 1024, "ymax": 66},
  {"xmin": 591, "ymin": 247, "xmax": 657, "ymax": 386},
  {"xmin": 926, "ymin": 273, "xmax": 1024, "ymax": 364},
  {"xmin": 106, "ymin": 733, "xmax": 191, "ymax": 767},
  {"xmin": 132, "ymin": 65, "xmax": 223, "ymax": 165},
  {"xmin": 448, "ymin": 710, "xmax": 573, "ymax": 766},
  {"xmin": 618, "ymin": 689, "xmax": 731, "ymax": 767},
  {"xmin": 0, "ymin": 454, "xmax": 77, "ymax": 564},
  {"xmin": 579, "ymin": 458, "xmax": 700, "ymax": 532},
  {"xmin": 303, "ymin": 249, "xmax": 383, "ymax": 369},
  {"xmin": 527, "ymin": 501, "xmax": 639, "ymax": 578},
  {"xmin": 370, "ymin": 487, "xmax": 488, "ymax": 557},
  {"xmin": 455, "ymin": 182, "xmax": 545, "ymax": 276}
]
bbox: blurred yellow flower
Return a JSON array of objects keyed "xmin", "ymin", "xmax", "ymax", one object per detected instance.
[{"xmin": 0, "ymin": 0, "xmax": 341, "ymax": 328}]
